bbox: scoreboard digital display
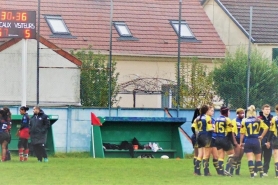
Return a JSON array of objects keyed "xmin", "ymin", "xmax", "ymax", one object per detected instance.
[{"xmin": 0, "ymin": 10, "xmax": 36, "ymax": 39}]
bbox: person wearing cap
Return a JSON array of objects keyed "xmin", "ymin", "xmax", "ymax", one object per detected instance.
[
  {"xmin": 230, "ymin": 108, "xmax": 245, "ymax": 175},
  {"xmin": 214, "ymin": 106, "xmax": 237, "ymax": 176}
]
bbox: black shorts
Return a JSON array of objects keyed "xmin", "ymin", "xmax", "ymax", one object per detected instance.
[
  {"xmin": 215, "ymin": 136, "xmax": 233, "ymax": 151},
  {"xmin": 272, "ymin": 137, "xmax": 278, "ymax": 150},
  {"xmin": 210, "ymin": 138, "xmax": 216, "ymax": 147},
  {"xmin": 197, "ymin": 133, "xmax": 212, "ymax": 148},
  {"xmin": 18, "ymin": 138, "xmax": 29, "ymax": 149},
  {"xmin": 236, "ymin": 137, "xmax": 240, "ymax": 145},
  {"xmin": 244, "ymin": 138, "xmax": 261, "ymax": 154},
  {"xmin": 191, "ymin": 134, "xmax": 198, "ymax": 148},
  {"xmin": 0, "ymin": 132, "xmax": 10, "ymax": 144}
]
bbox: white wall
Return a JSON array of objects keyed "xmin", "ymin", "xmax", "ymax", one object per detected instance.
[
  {"xmin": 0, "ymin": 39, "xmax": 80, "ymax": 105},
  {"xmin": 114, "ymin": 56, "xmax": 216, "ymax": 108},
  {"xmin": 203, "ymin": 0, "xmax": 249, "ymax": 53}
]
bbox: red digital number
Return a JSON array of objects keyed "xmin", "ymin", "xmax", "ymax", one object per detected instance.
[
  {"xmin": 7, "ymin": 12, "xmax": 12, "ymax": 20},
  {"xmin": 1, "ymin": 12, "xmax": 6, "ymax": 20},
  {"xmin": 16, "ymin": 12, "xmax": 21, "ymax": 21},
  {"xmin": 25, "ymin": 29, "xmax": 30, "ymax": 38},
  {"xmin": 22, "ymin": 13, "xmax": 27, "ymax": 21},
  {"xmin": 0, "ymin": 28, "xmax": 8, "ymax": 37}
]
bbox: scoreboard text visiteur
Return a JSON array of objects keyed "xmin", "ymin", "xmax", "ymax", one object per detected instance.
[{"xmin": 0, "ymin": 10, "xmax": 36, "ymax": 39}]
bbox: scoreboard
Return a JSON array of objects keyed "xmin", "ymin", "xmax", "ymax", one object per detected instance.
[{"xmin": 0, "ymin": 10, "xmax": 36, "ymax": 39}]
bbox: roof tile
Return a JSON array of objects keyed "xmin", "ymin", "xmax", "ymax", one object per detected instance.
[{"xmin": 2, "ymin": 0, "xmax": 225, "ymax": 57}]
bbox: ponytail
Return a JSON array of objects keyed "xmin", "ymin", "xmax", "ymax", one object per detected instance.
[{"xmin": 246, "ymin": 105, "xmax": 256, "ymax": 118}]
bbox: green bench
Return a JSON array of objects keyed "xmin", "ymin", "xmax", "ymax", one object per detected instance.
[{"xmin": 90, "ymin": 116, "xmax": 186, "ymax": 158}]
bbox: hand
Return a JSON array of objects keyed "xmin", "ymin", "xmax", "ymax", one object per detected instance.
[
  {"xmin": 258, "ymin": 135, "xmax": 263, "ymax": 140},
  {"xmin": 265, "ymin": 142, "xmax": 271, "ymax": 149}
]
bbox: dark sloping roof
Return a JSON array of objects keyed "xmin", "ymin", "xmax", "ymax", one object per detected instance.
[
  {"xmin": 217, "ymin": 0, "xmax": 278, "ymax": 43},
  {"xmin": 2, "ymin": 0, "xmax": 225, "ymax": 58}
]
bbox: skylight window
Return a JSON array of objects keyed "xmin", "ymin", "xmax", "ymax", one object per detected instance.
[
  {"xmin": 170, "ymin": 20, "xmax": 195, "ymax": 38},
  {"xmin": 45, "ymin": 15, "xmax": 71, "ymax": 35},
  {"xmin": 114, "ymin": 22, "xmax": 132, "ymax": 37}
]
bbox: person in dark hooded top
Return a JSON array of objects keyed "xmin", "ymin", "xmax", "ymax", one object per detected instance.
[{"xmin": 30, "ymin": 106, "xmax": 50, "ymax": 162}]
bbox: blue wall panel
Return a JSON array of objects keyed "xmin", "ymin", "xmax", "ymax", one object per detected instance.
[{"xmin": 7, "ymin": 106, "xmax": 243, "ymax": 154}]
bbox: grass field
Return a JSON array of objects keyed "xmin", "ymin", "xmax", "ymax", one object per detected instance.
[{"xmin": 2, "ymin": 153, "xmax": 278, "ymax": 185}]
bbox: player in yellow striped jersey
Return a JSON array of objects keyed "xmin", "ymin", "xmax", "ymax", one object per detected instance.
[
  {"xmin": 230, "ymin": 108, "xmax": 245, "ymax": 175},
  {"xmin": 194, "ymin": 105, "xmax": 214, "ymax": 176},
  {"xmin": 214, "ymin": 107, "xmax": 237, "ymax": 176},
  {"xmin": 240, "ymin": 105, "xmax": 268, "ymax": 178},
  {"xmin": 266, "ymin": 104, "xmax": 278, "ymax": 178},
  {"xmin": 191, "ymin": 108, "xmax": 200, "ymax": 175}
]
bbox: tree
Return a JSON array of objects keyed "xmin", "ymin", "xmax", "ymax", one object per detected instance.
[
  {"xmin": 212, "ymin": 47, "xmax": 278, "ymax": 109},
  {"xmin": 71, "ymin": 47, "xmax": 119, "ymax": 107},
  {"xmin": 174, "ymin": 57, "xmax": 215, "ymax": 108}
]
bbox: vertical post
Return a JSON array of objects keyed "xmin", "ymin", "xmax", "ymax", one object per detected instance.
[
  {"xmin": 177, "ymin": 0, "xmax": 182, "ymax": 117},
  {"xmin": 169, "ymin": 89, "xmax": 172, "ymax": 108},
  {"xmin": 66, "ymin": 106, "xmax": 72, "ymax": 153},
  {"xmin": 246, "ymin": 6, "xmax": 253, "ymax": 109},
  {"xmin": 133, "ymin": 90, "xmax": 136, "ymax": 108},
  {"xmin": 37, "ymin": 0, "xmax": 41, "ymax": 105},
  {"xmin": 91, "ymin": 126, "xmax": 95, "ymax": 158},
  {"xmin": 108, "ymin": 0, "xmax": 113, "ymax": 116},
  {"xmin": 21, "ymin": 39, "xmax": 27, "ymax": 106}
]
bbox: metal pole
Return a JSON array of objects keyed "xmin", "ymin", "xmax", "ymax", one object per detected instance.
[
  {"xmin": 177, "ymin": 0, "xmax": 182, "ymax": 116},
  {"xmin": 108, "ymin": 0, "xmax": 113, "ymax": 116},
  {"xmin": 246, "ymin": 6, "xmax": 253, "ymax": 109},
  {"xmin": 37, "ymin": 0, "xmax": 41, "ymax": 105},
  {"xmin": 21, "ymin": 39, "xmax": 27, "ymax": 106}
]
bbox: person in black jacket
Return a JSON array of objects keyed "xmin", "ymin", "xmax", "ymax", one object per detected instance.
[
  {"xmin": 254, "ymin": 104, "xmax": 273, "ymax": 177},
  {"xmin": 30, "ymin": 106, "xmax": 50, "ymax": 162}
]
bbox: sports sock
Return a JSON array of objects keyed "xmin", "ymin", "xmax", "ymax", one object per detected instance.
[
  {"xmin": 275, "ymin": 162, "xmax": 278, "ymax": 177},
  {"xmin": 19, "ymin": 148, "xmax": 24, "ymax": 161},
  {"xmin": 24, "ymin": 149, "xmax": 29, "ymax": 161},
  {"xmin": 235, "ymin": 161, "xmax": 241, "ymax": 175},
  {"xmin": 193, "ymin": 157, "xmax": 197, "ymax": 174},
  {"xmin": 195, "ymin": 158, "xmax": 202, "ymax": 175},
  {"xmin": 255, "ymin": 161, "xmax": 263, "ymax": 178},
  {"xmin": 225, "ymin": 155, "xmax": 234, "ymax": 173},
  {"xmin": 248, "ymin": 160, "xmax": 255, "ymax": 178},
  {"xmin": 203, "ymin": 158, "xmax": 210, "ymax": 176},
  {"xmin": 213, "ymin": 158, "xmax": 220, "ymax": 174},
  {"xmin": 218, "ymin": 158, "xmax": 224, "ymax": 175}
]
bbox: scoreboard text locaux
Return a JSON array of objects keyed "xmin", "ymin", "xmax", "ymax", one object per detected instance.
[{"xmin": 0, "ymin": 10, "xmax": 36, "ymax": 39}]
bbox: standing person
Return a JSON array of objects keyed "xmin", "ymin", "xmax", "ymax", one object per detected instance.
[
  {"xmin": 0, "ymin": 109, "xmax": 11, "ymax": 162},
  {"xmin": 18, "ymin": 106, "xmax": 30, "ymax": 161},
  {"xmin": 3, "ymin": 107, "xmax": 12, "ymax": 161},
  {"xmin": 266, "ymin": 104, "xmax": 278, "ymax": 178},
  {"xmin": 210, "ymin": 117, "xmax": 221, "ymax": 175},
  {"xmin": 230, "ymin": 108, "xmax": 245, "ymax": 175},
  {"xmin": 30, "ymin": 106, "xmax": 50, "ymax": 162},
  {"xmin": 194, "ymin": 105, "xmax": 214, "ymax": 176},
  {"xmin": 254, "ymin": 104, "xmax": 273, "ymax": 176},
  {"xmin": 214, "ymin": 107, "xmax": 237, "ymax": 176},
  {"xmin": 191, "ymin": 108, "xmax": 200, "ymax": 175},
  {"xmin": 240, "ymin": 105, "xmax": 268, "ymax": 178}
]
